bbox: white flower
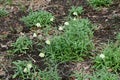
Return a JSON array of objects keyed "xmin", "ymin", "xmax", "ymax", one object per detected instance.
[
  {"xmin": 36, "ymin": 23, "xmax": 41, "ymax": 27},
  {"xmin": 23, "ymin": 68, "xmax": 28, "ymax": 73},
  {"xmin": 33, "ymin": 33, "xmax": 37, "ymax": 37},
  {"xmin": 64, "ymin": 22, "xmax": 69, "ymax": 26},
  {"xmin": 73, "ymin": 12, "xmax": 78, "ymax": 16},
  {"xmin": 39, "ymin": 53, "xmax": 45, "ymax": 58},
  {"xmin": 99, "ymin": 54, "xmax": 105, "ymax": 59},
  {"xmin": 58, "ymin": 26, "xmax": 64, "ymax": 31},
  {"xmin": 50, "ymin": 17, "xmax": 54, "ymax": 21},
  {"xmin": 27, "ymin": 63, "xmax": 32, "ymax": 69},
  {"xmin": 45, "ymin": 40, "xmax": 51, "ymax": 45}
]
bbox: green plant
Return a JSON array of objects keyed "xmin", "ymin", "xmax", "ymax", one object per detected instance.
[
  {"xmin": 37, "ymin": 67, "xmax": 61, "ymax": 80},
  {"xmin": 88, "ymin": 68, "xmax": 120, "ymax": 80},
  {"xmin": 21, "ymin": 10, "xmax": 54, "ymax": 28},
  {"xmin": 88, "ymin": 0, "xmax": 113, "ymax": 8},
  {"xmin": 116, "ymin": 33, "xmax": 120, "ymax": 40},
  {"xmin": 93, "ymin": 43, "xmax": 120, "ymax": 72},
  {"xmin": 11, "ymin": 35, "xmax": 32, "ymax": 54},
  {"xmin": 12, "ymin": 60, "xmax": 61, "ymax": 80},
  {"xmin": 72, "ymin": 68, "xmax": 119, "ymax": 80},
  {"xmin": 12, "ymin": 60, "xmax": 35, "ymax": 79},
  {"xmin": 0, "ymin": 9, "xmax": 8, "ymax": 18},
  {"xmin": 69, "ymin": 6, "xmax": 84, "ymax": 17},
  {"xmin": 0, "ymin": 0, "xmax": 12, "ymax": 5},
  {"xmin": 0, "ymin": 0, "xmax": 4, "ymax": 3},
  {"xmin": 45, "ymin": 19, "xmax": 94, "ymax": 62},
  {"xmin": 71, "ymin": 70, "xmax": 87, "ymax": 80}
]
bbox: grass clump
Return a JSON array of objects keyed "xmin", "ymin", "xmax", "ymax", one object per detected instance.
[
  {"xmin": 93, "ymin": 42, "xmax": 120, "ymax": 72},
  {"xmin": 37, "ymin": 68, "xmax": 61, "ymax": 80},
  {"xmin": 69, "ymin": 6, "xmax": 84, "ymax": 17},
  {"xmin": 116, "ymin": 33, "xmax": 120, "ymax": 40},
  {"xmin": 72, "ymin": 68, "xmax": 119, "ymax": 80},
  {"xmin": 88, "ymin": 0, "xmax": 113, "ymax": 8},
  {"xmin": 12, "ymin": 60, "xmax": 34, "ymax": 79},
  {"xmin": 11, "ymin": 35, "xmax": 32, "ymax": 54},
  {"xmin": 45, "ymin": 19, "xmax": 94, "ymax": 62},
  {"xmin": 21, "ymin": 10, "xmax": 54, "ymax": 28},
  {"xmin": 88, "ymin": 68, "xmax": 119, "ymax": 80},
  {"xmin": 12, "ymin": 60, "xmax": 61, "ymax": 80},
  {"xmin": 0, "ymin": 9, "xmax": 8, "ymax": 18},
  {"xmin": 0, "ymin": 0, "xmax": 12, "ymax": 4}
]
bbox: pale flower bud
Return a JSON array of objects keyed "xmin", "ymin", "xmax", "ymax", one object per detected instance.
[
  {"xmin": 39, "ymin": 53, "xmax": 45, "ymax": 58},
  {"xmin": 45, "ymin": 40, "xmax": 51, "ymax": 45},
  {"xmin": 33, "ymin": 33, "xmax": 37, "ymax": 37},
  {"xmin": 99, "ymin": 54, "xmax": 105, "ymax": 59},
  {"xmin": 23, "ymin": 68, "xmax": 28, "ymax": 73},
  {"xmin": 64, "ymin": 22, "xmax": 69, "ymax": 26},
  {"xmin": 36, "ymin": 23, "xmax": 41, "ymax": 27},
  {"xmin": 50, "ymin": 17, "xmax": 54, "ymax": 21},
  {"xmin": 58, "ymin": 26, "xmax": 64, "ymax": 31},
  {"xmin": 73, "ymin": 12, "xmax": 78, "ymax": 16},
  {"xmin": 27, "ymin": 63, "xmax": 32, "ymax": 69}
]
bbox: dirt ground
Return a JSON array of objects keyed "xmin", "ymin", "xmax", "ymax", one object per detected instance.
[{"xmin": 0, "ymin": 0, "xmax": 120, "ymax": 80}]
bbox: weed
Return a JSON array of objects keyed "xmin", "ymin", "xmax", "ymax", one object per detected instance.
[
  {"xmin": 116, "ymin": 33, "xmax": 120, "ymax": 40},
  {"xmin": 12, "ymin": 60, "xmax": 61, "ymax": 80},
  {"xmin": 11, "ymin": 35, "xmax": 32, "ymax": 54},
  {"xmin": 45, "ymin": 19, "xmax": 94, "ymax": 62},
  {"xmin": 37, "ymin": 67, "xmax": 61, "ymax": 80},
  {"xmin": 88, "ymin": 0, "xmax": 113, "ymax": 8},
  {"xmin": 69, "ymin": 6, "xmax": 84, "ymax": 17},
  {"xmin": 93, "ymin": 43, "xmax": 120, "ymax": 72},
  {"xmin": 72, "ymin": 68, "xmax": 119, "ymax": 80},
  {"xmin": 88, "ymin": 68, "xmax": 120, "ymax": 80},
  {"xmin": 0, "ymin": 8, "xmax": 8, "ymax": 18},
  {"xmin": 21, "ymin": 10, "xmax": 54, "ymax": 28},
  {"xmin": 71, "ymin": 70, "xmax": 87, "ymax": 80},
  {"xmin": 12, "ymin": 60, "xmax": 34, "ymax": 79},
  {"xmin": 0, "ymin": 0, "xmax": 12, "ymax": 5}
]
